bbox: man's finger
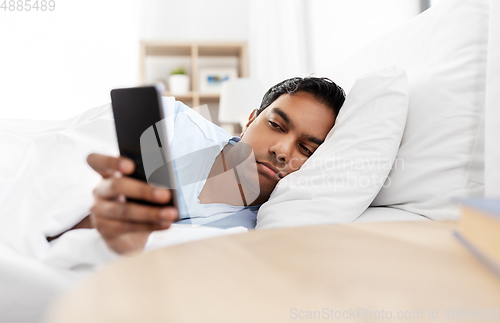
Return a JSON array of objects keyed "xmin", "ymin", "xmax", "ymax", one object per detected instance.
[
  {"xmin": 87, "ymin": 153, "xmax": 135, "ymax": 177},
  {"xmin": 94, "ymin": 176, "xmax": 172, "ymax": 204},
  {"xmin": 92, "ymin": 198, "xmax": 178, "ymax": 223}
]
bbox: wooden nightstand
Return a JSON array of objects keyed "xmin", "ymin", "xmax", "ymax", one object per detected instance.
[{"xmin": 48, "ymin": 221, "xmax": 500, "ymax": 323}]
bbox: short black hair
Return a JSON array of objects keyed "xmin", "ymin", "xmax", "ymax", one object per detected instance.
[{"xmin": 256, "ymin": 77, "xmax": 345, "ymax": 117}]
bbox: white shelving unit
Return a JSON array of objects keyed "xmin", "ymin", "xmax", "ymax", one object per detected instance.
[{"xmin": 139, "ymin": 41, "xmax": 248, "ymax": 108}]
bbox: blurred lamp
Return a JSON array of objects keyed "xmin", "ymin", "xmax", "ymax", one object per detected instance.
[{"xmin": 219, "ymin": 78, "xmax": 264, "ymax": 130}]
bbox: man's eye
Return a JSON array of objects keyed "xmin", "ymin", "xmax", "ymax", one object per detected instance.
[
  {"xmin": 300, "ymin": 144, "xmax": 313, "ymax": 157},
  {"xmin": 269, "ymin": 121, "xmax": 283, "ymax": 131}
]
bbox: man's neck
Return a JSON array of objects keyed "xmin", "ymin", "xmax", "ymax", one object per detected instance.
[
  {"xmin": 198, "ymin": 143, "xmax": 245, "ymax": 206},
  {"xmin": 198, "ymin": 142, "xmax": 265, "ymax": 206}
]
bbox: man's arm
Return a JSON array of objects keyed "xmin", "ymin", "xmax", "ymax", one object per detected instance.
[
  {"xmin": 46, "ymin": 216, "xmax": 93, "ymax": 242},
  {"xmin": 85, "ymin": 153, "xmax": 178, "ymax": 254}
]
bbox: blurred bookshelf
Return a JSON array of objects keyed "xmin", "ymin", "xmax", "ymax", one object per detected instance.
[{"xmin": 139, "ymin": 41, "xmax": 248, "ymax": 108}]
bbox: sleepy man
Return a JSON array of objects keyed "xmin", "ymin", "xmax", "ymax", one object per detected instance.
[{"xmin": 81, "ymin": 77, "xmax": 345, "ymax": 254}]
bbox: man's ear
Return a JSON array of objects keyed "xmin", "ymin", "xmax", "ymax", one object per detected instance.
[{"xmin": 240, "ymin": 109, "xmax": 258, "ymax": 138}]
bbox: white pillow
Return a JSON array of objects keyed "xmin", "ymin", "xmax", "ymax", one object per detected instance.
[
  {"xmin": 256, "ymin": 67, "xmax": 408, "ymax": 229},
  {"xmin": 331, "ymin": 0, "xmax": 488, "ymax": 220}
]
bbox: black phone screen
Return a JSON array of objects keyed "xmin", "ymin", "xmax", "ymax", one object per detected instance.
[{"xmin": 110, "ymin": 85, "xmax": 176, "ymax": 207}]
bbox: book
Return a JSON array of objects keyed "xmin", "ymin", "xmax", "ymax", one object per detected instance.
[{"xmin": 455, "ymin": 198, "xmax": 500, "ymax": 278}]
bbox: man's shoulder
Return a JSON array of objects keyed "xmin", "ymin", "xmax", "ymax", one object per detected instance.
[{"xmin": 162, "ymin": 97, "xmax": 232, "ymax": 144}]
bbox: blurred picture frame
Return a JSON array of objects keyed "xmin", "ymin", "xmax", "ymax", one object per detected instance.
[{"xmin": 199, "ymin": 67, "xmax": 238, "ymax": 94}]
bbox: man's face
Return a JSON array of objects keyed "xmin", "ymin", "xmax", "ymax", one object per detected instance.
[{"xmin": 238, "ymin": 91, "xmax": 336, "ymax": 204}]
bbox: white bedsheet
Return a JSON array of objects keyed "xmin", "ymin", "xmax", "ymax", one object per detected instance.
[
  {"xmin": 0, "ymin": 244, "xmax": 78, "ymax": 323},
  {"xmin": 0, "ymin": 104, "xmax": 117, "ymax": 257},
  {"xmin": 0, "ymin": 104, "xmax": 120, "ymax": 322},
  {"xmin": 0, "ymin": 103, "xmax": 254, "ymax": 323},
  {"xmin": 145, "ymin": 224, "xmax": 248, "ymax": 251},
  {"xmin": 356, "ymin": 206, "xmax": 429, "ymax": 222}
]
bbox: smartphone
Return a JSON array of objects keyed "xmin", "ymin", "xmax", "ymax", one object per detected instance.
[{"xmin": 110, "ymin": 84, "xmax": 178, "ymax": 208}]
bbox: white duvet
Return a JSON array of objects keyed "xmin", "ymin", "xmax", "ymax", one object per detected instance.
[
  {"xmin": 0, "ymin": 105, "xmax": 119, "ymax": 322},
  {"xmin": 0, "ymin": 102, "xmax": 246, "ymax": 323},
  {"xmin": 0, "ymin": 104, "xmax": 117, "ymax": 262}
]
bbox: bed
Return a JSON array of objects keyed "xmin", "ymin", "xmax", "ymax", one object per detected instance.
[{"xmin": 1, "ymin": 0, "xmax": 499, "ymax": 322}]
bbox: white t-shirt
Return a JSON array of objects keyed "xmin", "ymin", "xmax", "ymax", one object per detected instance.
[{"xmin": 162, "ymin": 98, "xmax": 259, "ymax": 229}]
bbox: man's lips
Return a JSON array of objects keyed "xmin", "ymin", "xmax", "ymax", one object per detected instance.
[{"xmin": 257, "ymin": 161, "xmax": 284, "ymax": 179}]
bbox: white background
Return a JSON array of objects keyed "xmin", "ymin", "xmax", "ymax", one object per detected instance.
[{"xmin": 0, "ymin": 0, "xmax": 421, "ymax": 120}]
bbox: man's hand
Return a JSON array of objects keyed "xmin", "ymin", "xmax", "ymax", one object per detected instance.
[{"xmin": 87, "ymin": 153, "xmax": 178, "ymax": 255}]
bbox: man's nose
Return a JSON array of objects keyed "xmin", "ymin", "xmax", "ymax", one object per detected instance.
[{"xmin": 270, "ymin": 138, "xmax": 294, "ymax": 163}]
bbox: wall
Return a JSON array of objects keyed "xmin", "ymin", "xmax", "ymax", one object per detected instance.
[
  {"xmin": 0, "ymin": 0, "xmax": 419, "ymax": 120},
  {"xmin": 306, "ymin": 0, "xmax": 421, "ymax": 78},
  {"xmin": 140, "ymin": 0, "xmax": 249, "ymax": 41},
  {"xmin": 0, "ymin": 0, "xmax": 140, "ymax": 120},
  {"xmin": 140, "ymin": 0, "xmax": 250, "ymax": 124}
]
